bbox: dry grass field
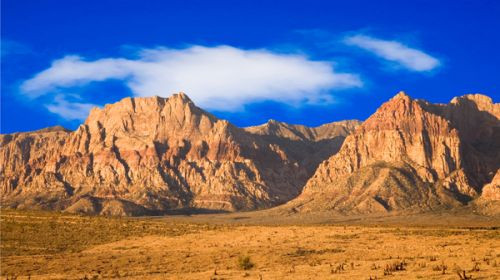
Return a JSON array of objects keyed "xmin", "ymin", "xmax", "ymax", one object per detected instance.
[{"xmin": 1, "ymin": 209, "xmax": 499, "ymax": 279}]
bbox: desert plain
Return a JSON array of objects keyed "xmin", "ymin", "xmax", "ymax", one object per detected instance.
[{"xmin": 1, "ymin": 209, "xmax": 499, "ymax": 280}]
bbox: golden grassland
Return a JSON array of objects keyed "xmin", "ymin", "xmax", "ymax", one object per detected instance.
[{"xmin": 1, "ymin": 209, "xmax": 499, "ymax": 279}]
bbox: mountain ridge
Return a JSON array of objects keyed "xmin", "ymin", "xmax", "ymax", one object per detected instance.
[
  {"xmin": 285, "ymin": 91, "xmax": 499, "ymax": 214},
  {"xmin": 0, "ymin": 92, "xmax": 358, "ymax": 215},
  {"xmin": 1, "ymin": 91, "xmax": 498, "ymax": 216}
]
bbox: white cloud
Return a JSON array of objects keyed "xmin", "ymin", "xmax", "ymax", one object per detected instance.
[
  {"xmin": 21, "ymin": 56, "xmax": 134, "ymax": 97},
  {"xmin": 344, "ymin": 35, "xmax": 440, "ymax": 72},
  {"xmin": 45, "ymin": 95, "xmax": 97, "ymax": 121},
  {"xmin": 21, "ymin": 45, "xmax": 362, "ymax": 117}
]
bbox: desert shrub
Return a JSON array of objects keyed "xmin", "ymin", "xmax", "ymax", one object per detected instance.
[
  {"xmin": 432, "ymin": 262, "xmax": 447, "ymax": 274},
  {"xmin": 455, "ymin": 268, "xmax": 472, "ymax": 280},
  {"xmin": 238, "ymin": 256, "xmax": 254, "ymax": 270},
  {"xmin": 471, "ymin": 262, "xmax": 480, "ymax": 272},
  {"xmin": 286, "ymin": 247, "xmax": 344, "ymax": 257},
  {"xmin": 330, "ymin": 263, "xmax": 346, "ymax": 274},
  {"xmin": 0, "ymin": 209, "xmax": 209, "ymax": 256},
  {"xmin": 384, "ymin": 261, "xmax": 406, "ymax": 275}
]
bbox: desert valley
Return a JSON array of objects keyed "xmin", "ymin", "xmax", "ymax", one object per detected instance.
[{"xmin": 0, "ymin": 91, "xmax": 499, "ymax": 279}]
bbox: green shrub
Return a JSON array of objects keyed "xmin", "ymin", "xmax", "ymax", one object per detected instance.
[{"xmin": 238, "ymin": 256, "xmax": 254, "ymax": 270}]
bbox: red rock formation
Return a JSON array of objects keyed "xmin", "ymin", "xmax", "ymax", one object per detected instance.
[
  {"xmin": 474, "ymin": 170, "xmax": 500, "ymax": 215},
  {"xmin": 0, "ymin": 93, "xmax": 357, "ymax": 215},
  {"xmin": 2, "ymin": 91, "xmax": 497, "ymax": 216},
  {"xmin": 290, "ymin": 91, "xmax": 499, "ymax": 214},
  {"xmin": 480, "ymin": 171, "xmax": 500, "ymax": 201},
  {"xmin": 245, "ymin": 119, "xmax": 361, "ymax": 174}
]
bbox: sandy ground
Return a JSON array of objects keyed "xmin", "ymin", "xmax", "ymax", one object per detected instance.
[{"xmin": 1, "ymin": 210, "xmax": 500, "ymax": 279}]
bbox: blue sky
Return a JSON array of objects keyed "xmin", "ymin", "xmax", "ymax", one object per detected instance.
[{"xmin": 2, "ymin": 0, "xmax": 499, "ymax": 133}]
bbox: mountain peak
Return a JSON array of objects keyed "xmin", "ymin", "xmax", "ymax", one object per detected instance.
[
  {"xmin": 170, "ymin": 92, "xmax": 193, "ymax": 103},
  {"xmin": 2, "ymin": 91, "xmax": 498, "ymax": 216},
  {"xmin": 266, "ymin": 119, "xmax": 285, "ymax": 127},
  {"xmin": 34, "ymin": 125, "xmax": 71, "ymax": 133},
  {"xmin": 84, "ymin": 93, "xmax": 201, "ymax": 125},
  {"xmin": 386, "ymin": 91, "xmax": 415, "ymax": 106},
  {"xmin": 379, "ymin": 91, "xmax": 415, "ymax": 110},
  {"xmin": 294, "ymin": 92, "xmax": 499, "ymax": 214},
  {"xmin": 451, "ymin": 93, "xmax": 492, "ymax": 104},
  {"xmin": 366, "ymin": 91, "xmax": 418, "ymax": 123},
  {"xmin": 449, "ymin": 93, "xmax": 499, "ymax": 120},
  {"xmin": 392, "ymin": 90, "xmax": 411, "ymax": 100}
]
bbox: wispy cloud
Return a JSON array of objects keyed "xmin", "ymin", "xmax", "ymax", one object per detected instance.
[
  {"xmin": 1, "ymin": 39, "xmax": 32, "ymax": 58},
  {"xmin": 45, "ymin": 95, "xmax": 97, "ymax": 120},
  {"xmin": 344, "ymin": 35, "xmax": 440, "ymax": 72},
  {"xmin": 20, "ymin": 45, "xmax": 362, "ymax": 118}
]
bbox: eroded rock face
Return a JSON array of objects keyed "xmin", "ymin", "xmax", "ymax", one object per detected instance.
[
  {"xmin": 2, "ymin": 91, "xmax": 497, "ymax": 216},
  {"xmin": 245, "ymin": 119, "xmax": 360, "ymax": 142},
  {"xmin": 474, "ymin": 170, "xmax": 500, "ymax": 215},
  {"xmin": 0, "ymin": 93, "xmax": 358, "ymax": 216},
  {"xmin": 244, "ymin": 119, "xmax": 361, "ymax": 175},
  {"xmin": 291, "ymin": 92, "xmax": 499, "ymax": 214},
  {"xmin": 481, "ymin": 171, "xmax": 500, "ymax": 200}
]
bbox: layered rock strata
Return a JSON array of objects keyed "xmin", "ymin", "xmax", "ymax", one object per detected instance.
[
  {"xmin": 0, "ymin": 93, "xmax": 357, "ymax": 215},
  {"xmin": 289, "ymin": 92, "xmax": 499, "ymax": 214}
]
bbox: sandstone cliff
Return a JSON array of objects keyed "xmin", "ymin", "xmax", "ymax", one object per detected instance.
[
  {"xmin": 2, "ymin": 91, "xmax": 497, "ymax": 216},
  {"xmin": 0, "ymin": 93, "xmax": 358, "ymax": 216},
  {"xmin": 474, "ymin": 170, "xmax": 500, "ymax": 215},
  {"xmin": 289, "ymin": 92, "xmax": 499, "ymax": 214},
  {"xmin": 245, "ymin": 119, "xmax": 361, "ymax": 174}
]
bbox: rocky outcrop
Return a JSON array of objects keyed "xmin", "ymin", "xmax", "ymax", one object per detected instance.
[
  {"xmin": 480, "ymin": 171, "xmax": 500, "ymax": 201},
  {"xmin": 0, "ymin": 93, "xmax": 358, "ymax": 216},
  {"xmin": 474, "ymin": 170, "xmax": 500, "ymax": 215},
  {"xmin": 245, "ymin": 119, "xmax": 361, "ymax": 174},
  {"xmin": 289, "ymin": 92, "xmax": 499, "ymax": 214},
  {"xmin": 245, "ymin": 119, "xmax": 360, "ymax": 142},
  {"xmin": 2, "ymin": 91, "xmax": 497, "ymax": 216}
]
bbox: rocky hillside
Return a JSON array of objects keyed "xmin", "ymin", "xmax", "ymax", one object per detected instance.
[
  {"xmin": 0, "ymin": 93, "xmax": 358, "ymax": 216},
  {"xmin": 245, "ymin": 119, "xmax": 361, "ymax": 174},
  {"xmin": 288, "ymin": 92, "xmax": 499, "ymax": 214},
  {"xmin": 2, "ymin": 91, "xmax": 497, "ymax": 216}
]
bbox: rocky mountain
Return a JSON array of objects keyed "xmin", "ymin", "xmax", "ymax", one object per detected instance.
[
  {"xmin": 2, "ymin": 91, "xmax": 498, "ymax": 216},
  {"xmin": 287, "ymin": 92, "xmax": 499, "ymax": 214},
  {"xmin": 244, "ymin": 119, "xmax": 361, "ymax": 174},
  {"xmin": 0, "ymin": 93, "xmax": 358, "ymax": 216},
  {"xmin": 245, "ymin": 119, "xmax": 360, "ymax": 142}
]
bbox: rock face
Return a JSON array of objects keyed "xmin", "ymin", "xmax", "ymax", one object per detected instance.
[
  {"xmin": 0, "ymin": 93, "xmax": 358, "ymax": 216},
  {"xmin": 245, "ymin": 119, "xmax": 360, "ymax": 142},
  {"xmin": 289, "ymin": 92, "xmax": 499, "ymax": 214},
  {"xmin": 2, "ymin": 91, "xmax": 497, "ymax": 216},
  {"xmin": 245, "ymin": 120, "xmax": 361, "ymax": 174},
  {"xmin": 480, "ymin": 171, "xmax": 500, "ymax": 201},
  {"xmin": 474, "ymin": 170, "xmax": 500, "ymax": 215}
]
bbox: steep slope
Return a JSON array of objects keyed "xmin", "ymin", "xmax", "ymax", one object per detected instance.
[
  {"xmin": 438, "ymin": 94, "xmax": 500, "ymax": 191},
  {"xmin": 289, "ymin": 91, "xmax": 499, "ymax": 214},
  {"xmin": 480, "ymin": 171, "xmax": 500, "ymax": 201},
  {"xmin": 0, "ymin": 93, "xmax": 357, "ymax": 216},
  {"xmin": 245, "ymin": 119, "xmax": 361, "ymax": 174},
  {"xmin": 474, "ymin": 170, "xmax": 500, "ymax": 215},
  {"xmin": 245, "ymin": 119, "xmax": 360, "ymax": 142}
]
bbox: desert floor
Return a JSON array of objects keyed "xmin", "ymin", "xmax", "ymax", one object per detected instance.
[{"xmin": 1, "ymin": 209, "xmax": 499, "ymax": 279}]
